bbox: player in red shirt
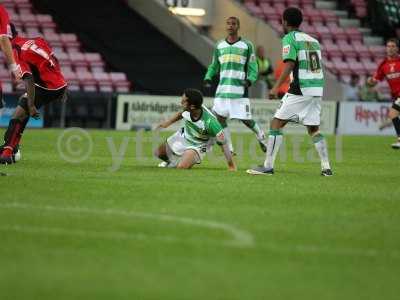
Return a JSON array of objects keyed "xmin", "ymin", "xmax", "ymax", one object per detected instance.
[
  {"xmin": 0, "ymin": 24, "xmax": 67, "ymax": 164},
  {"xmin": 0, "ymin": 5, "xmax": 22, "ymax": 108},
  {"xmin": 368, "ymin": 38, "xmax": 400, "ymax": 149}
]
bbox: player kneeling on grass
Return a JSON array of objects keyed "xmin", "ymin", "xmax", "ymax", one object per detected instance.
[{"xmin": 154, "ymin": 88, "xmax": 236, "ymax": 171}]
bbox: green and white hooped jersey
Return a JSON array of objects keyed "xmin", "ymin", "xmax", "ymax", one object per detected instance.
[
  {"xmin": 204, "ymin": 38, "xmax": 258, "ymax": 99},
  {"xmin": 282, "ymin": 31, "xmax": 324, "ymax": 97},
  {"xmin": 182, "ymin": 106, "xmax": 224, "ymax": 147}
]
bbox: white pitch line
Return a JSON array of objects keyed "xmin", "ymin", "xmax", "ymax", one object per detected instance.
[
  {"xmin": 0, "ymin": 202, "xmax": 254, "ymax": 248},
  {"xmin": 0, "ymin": 224, "xmax": 181, "ymax": 243}
]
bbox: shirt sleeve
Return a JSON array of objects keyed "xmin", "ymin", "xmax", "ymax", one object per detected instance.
[
  {"xmin": 207, "ymin": 118, "xmax": 224, "ymax": 138},
  {"xmin": 0, "ymin": 6, "xmax": 11, "ymax": 37},
  {"xmin": 373, "ymin": 61, "xmax": 385, "ymax": 81},
  {"xmin": 204, "ymin": 45, "xmax": 220, "ymax": 81},
  {"xmin": 13, "ymin": 48, "xmax": 32, "ymax": 77},
  {"xmin": 245, "ymin": 40, "xmax": 258, "ymax": 84},
  {"xmin": 282, "ymin": 34, "xmax": 297, "ymax": 62}
]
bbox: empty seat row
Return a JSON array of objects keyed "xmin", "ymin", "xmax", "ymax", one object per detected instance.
[
  {"xmin": 322, "ymin": 42, "xmax": 386, "ymax": 61},
  {"xmin": 244, "ymin": 0, "xmax": 315, "ymax": 7},
  {"xmin": 10, "ymin": 13, "xmax": 57, "ymax": 30},
  {"xmin": 63, "ymin": 70, "xmax": 131, "ymax": 93}
]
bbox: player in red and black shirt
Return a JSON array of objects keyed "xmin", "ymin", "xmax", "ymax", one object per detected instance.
[
  {"xmin": 0, "ymin": 5, "xmax": 22, "ymax": 107},
  {"xmin": 368, "ymin": 38, "xmax": 400, "ymax": 149},
  {"xmin": 0, "ymin": 24, "xmax": 67, "ymax": 164}
]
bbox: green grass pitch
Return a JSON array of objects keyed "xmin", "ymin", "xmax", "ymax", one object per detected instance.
[{"xmin": 1, "ymin": 129, "xmax": 399, "ymax": 300}]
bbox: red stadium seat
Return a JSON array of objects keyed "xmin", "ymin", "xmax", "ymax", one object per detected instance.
[
  {"xmin": 369, "ymin": 45, "xmax": 386, "ymax": 61},
  {"xmin": 43, "ymin": 32, "xmax": 63, "ymax": 48},
  {"xmin": 348, "ymin": 59, "xmax": 367, "ymax": 75},
  {"xmin": 85, "ymin": 53, "xmax": 105, "ymax": 71},
  {"xmin": 303, "ymin": 9, "xmax": 324, "ymax": 24},
  {"xmin": 36, "ymin": 14, "xmax": 57, "ymax": 30},
  {"xmin": 85, "ymin": 53, "xmax": 104, "ymax": 64},
  {"xmin": 77, "ymin": 71, "xmax": 98, "ymax": 92},
  {"xmin": 355, "ymin": 6, "xmax": 368, "ymax": 19},
  {"xmin": 327, "ymin": 24, "xmax": 347, "ymax": 42},
  {"xmin": 333, "ymin": 60, "xmax": 352, "ymax": 76},
  {"xmin": 286, "ymin": 0, "xmax": 302, "ymax": 8},
  {"xmin": 337, "ymin": 40, "xmax": 358, "ymax": 59},
  {"xmin": 300, "ymin": 23, "xmax": 318, "ymax": 38},
  {"xmin": 245, "ymin": 3, "xmax": 264, "ymax": 18},
  {"xmin": 15, "ymin": 0, "xmax": 32, "ymax": 12},
  {"xmin": 68, "ymin": 52, "xmax": 88, "ymax": 69},
  {"xmin": 323, "ymin": 59, "xmax": 334, "ymax": 72},
  {"xmin": 345, "ymin": 27, "xmax": 363, "ymax": 42},
  {"xmin": 62, "ymin": 69, "xmax": 80, "ymax": 91},
  {"xmin": 8, "ymin": 13, "xmax": 22, "ymax": 28},
  {"xmin": 300, "ymin": 0, "xmax": 315, "ymax": 7},
  {"xmin": 93, "ymin": 72, "xmax": 114, "ymax": 92},
  {"xmin": 110, "ymin": 72, "xmax": 131, "ymax": 92},
  {"xmin": 55, "ymin": 51, "xmax": 72, "ymax": 67},
  {"xmin": 323, "ymin": 42, "xmax": 342, "ymax": 60},
  {"xmin": 315, "ymin": 25, "xmax": 333, "ymax": 40},
  {"xmin": 19, "ymin": 13, "xmax": 38, "ymax": 28},
  {"xmin": 361, "ymin": 58, "xmax": 377, "ymax": 76},
  {"xmin": 321, "ymin": 10, "xmax": 338, "ymax": 24},
  {"xmin": 261, "ymin": 4, "xmax": 281, "ymax": 21},
  {"xmin": 60, "ymin": 33, "xmax": 81, "ymax": 52},
  {"xmin": 351, "ymin": 41, "xmax": 371, "ymax": 60}
]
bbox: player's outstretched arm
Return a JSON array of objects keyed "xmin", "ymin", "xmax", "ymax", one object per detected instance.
[
  {"xmin": 0, "ymin": 36, "xmax": 21, "ymax": 80},
  {"xmin": 216, "ymin": 131, "xmax": 236, "ymax": 171},
  {"xmin": 155, "ymin": 112, "xmax": 183, "ymax": 130}
]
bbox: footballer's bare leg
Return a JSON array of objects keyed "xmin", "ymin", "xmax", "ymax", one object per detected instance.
[
  {"xmin": 241, "ymin": 119, "xmax": 267, "ymax": 152},
  {"xmin": 176, "ymin": 149, "xmax": 198, "ymax": 169},
  {"xmin": 307, "ymin": 125, "xmax": 332, "ymax": 176},
  {"xmin": 216, "ymin": 113, "xmax": 234, "ymax": 153}
]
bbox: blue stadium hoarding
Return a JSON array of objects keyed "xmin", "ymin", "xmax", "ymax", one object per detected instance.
[{"xmin": 0, "ymin": 94, "xmax": 43, "ymax": 128}]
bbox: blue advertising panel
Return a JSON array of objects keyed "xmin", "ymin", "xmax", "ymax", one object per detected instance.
[{"xmin": 0, "ymin": 94, "xmax": 43, "ymax": 128}]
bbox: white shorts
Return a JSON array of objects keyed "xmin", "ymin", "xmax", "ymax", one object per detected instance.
[
  {"xmin": 212, "ymin": 98, "xmax": 252, "ymax": 120},
  {"xmin": 274, "ymin": 93, "xmax": 322, "ymax": 126},
  {"xmin": 166, "ymin": 130, "xmax": 213, "ymax": 164}
]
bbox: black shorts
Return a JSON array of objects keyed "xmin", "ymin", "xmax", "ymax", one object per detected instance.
[
  {"xmin": 392, "ymin": 98, "xmax": 400, "ymax": 112},
  {"xmin": 18, "ymin": 86, "xmax": 67, "ymax": 113}
]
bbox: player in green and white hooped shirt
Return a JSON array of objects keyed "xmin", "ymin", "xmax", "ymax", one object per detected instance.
[
  {"xmin": 204, "ymin": 16, "xmax": 267, "ymax": 154},
  {"xmin": 155, "ymin": 88, "xmax": 236, "ymax": 171},
  {"xmin": 247, "ymin": 7, "xmax": 333, "ymax": 176}
]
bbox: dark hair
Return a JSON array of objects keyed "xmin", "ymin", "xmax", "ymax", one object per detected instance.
[
  {"xmin": 227, "ymin": 16, "xmax": 240, "ymax": 27},
  {"xmin": 10, "ymin": 23, "xmax": 18, "ymax": 39},
  {"xmin": 184, "ymin": 88, "xmax": 203, "ymax": 109},
  {"xmin": 386, "ymin": 38, "xmax": 399, "ymax": 47},
  {"xmin": 283, "ymin": 7, "xmax": 303, "ymax": 27}
]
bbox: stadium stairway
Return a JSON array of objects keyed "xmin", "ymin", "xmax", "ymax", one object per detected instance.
[{"xmin": 30, "ymin": 0, "xmax": 207, "ymax": 95}]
